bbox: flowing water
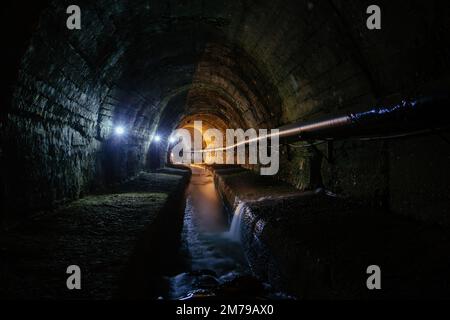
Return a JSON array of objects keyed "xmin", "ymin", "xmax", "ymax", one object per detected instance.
[
  {"xmin": 168, "ymin": 166, "xmax": 252, "ymax": 299},
  {"xmin": 225, "ymin": 202, "xmax": 246, "ymax": 242}
]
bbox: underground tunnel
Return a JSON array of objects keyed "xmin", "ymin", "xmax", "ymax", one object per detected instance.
[{"xmin": 1, "ymin": 0, "xmax": 450, "ymax": 303}]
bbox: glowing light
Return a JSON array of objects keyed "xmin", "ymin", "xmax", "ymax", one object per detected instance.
[
  {"xmin": 154, "ymin": 135, "xmax": 161, "ymax": 142},
  {"xmin": 169, "ymin": 136, "xmax": 176, "ymax": 143},
  {"xmin": 115, "ymin": 126, "xmax": 125, "ymax": 136},
  {"xmin": 190, "ymin": 164, "xmax": 205, "ymax": 170}
]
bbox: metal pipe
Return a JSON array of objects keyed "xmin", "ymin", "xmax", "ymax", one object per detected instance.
[
  {"xmin": 278, "ymin": 115, "xmax": 352, "ymax": 140},
  {"xmin": 277, "ymin": 94, "xmax": 450, "ymax": 141},
  {"xmin": 200, "ymin": 95, "xmax": 449, "ymax": 153}
]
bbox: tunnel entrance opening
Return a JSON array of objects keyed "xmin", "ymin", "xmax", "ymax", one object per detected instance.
[{"xmin": 165, "ymin": 114, "xmax": 228, "ymax": 167}]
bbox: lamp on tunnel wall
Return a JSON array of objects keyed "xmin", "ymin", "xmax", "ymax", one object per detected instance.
[{"xmin": 114, "ymin": 126, "xmax": 125, "ymax": 136}]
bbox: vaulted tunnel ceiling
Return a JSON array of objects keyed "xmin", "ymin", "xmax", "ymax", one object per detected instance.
[
  {"xmin": 12, "ymin": 0, "xmax": 449, "ymax": 144},
  {"xmin": 3, "ymin": 0, "xmax": 449, "ymax": 217},
  {"xmin": 11, "ymin": 1, "xmax": 347, "ymax": 146}
]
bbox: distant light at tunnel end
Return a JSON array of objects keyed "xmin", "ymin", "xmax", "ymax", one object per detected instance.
[
  {"xmin": 154, "ymin": 135, "xmax": 161, "ymax": 142},
  {"xmin": 114, "ymin": 126, "xmax": 125, "ymax": 136}
]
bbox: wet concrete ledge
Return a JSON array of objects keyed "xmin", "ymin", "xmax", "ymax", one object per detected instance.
[
  {"xmin": 0, "ymin": 168, "xmax": 191, "ymax": 299},
  {"xmin": 210, "ymin": 165, "xmax": 450, "ymax": 299}
]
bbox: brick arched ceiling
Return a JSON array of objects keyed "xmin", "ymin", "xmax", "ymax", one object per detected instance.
[{"xmin": 3, "ymin": 0, "xmax": 449, "ymax": 214}]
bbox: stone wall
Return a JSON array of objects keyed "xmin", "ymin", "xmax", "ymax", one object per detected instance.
[
  {"xmin": 2, "ymin": 5, "xmax": 120, "ymax": 223},
  {"xmin": 212, "ymin": 167, "xmax": 450, "ymax": 299}
]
